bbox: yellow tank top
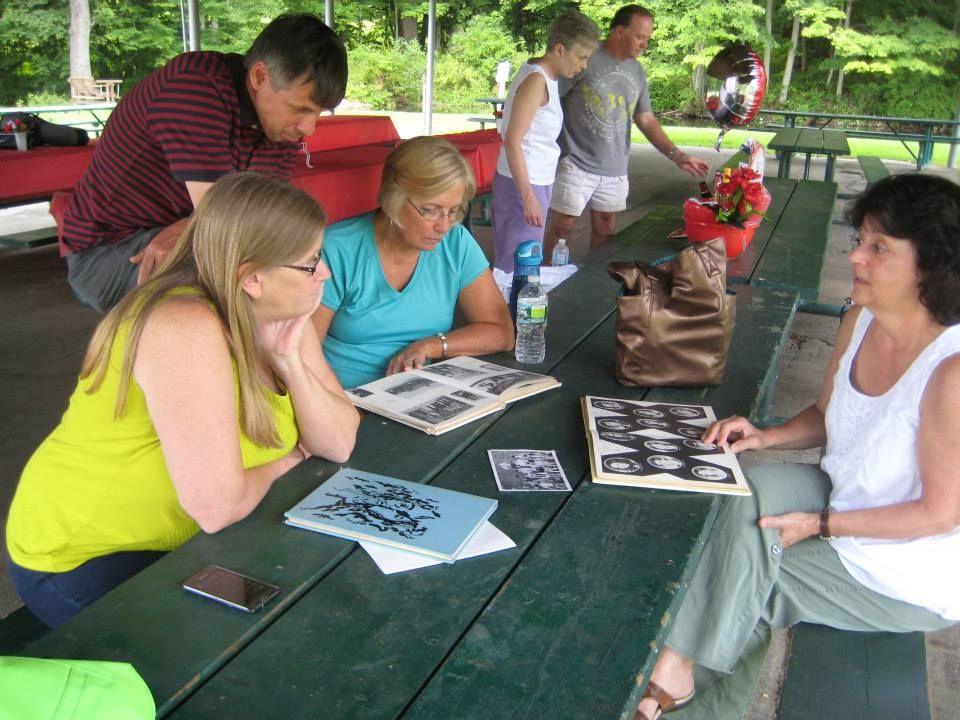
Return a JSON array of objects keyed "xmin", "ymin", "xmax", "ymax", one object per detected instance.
[{"xmin": 6, "ymin": 295, "xmax": 298, "ymax": 573}]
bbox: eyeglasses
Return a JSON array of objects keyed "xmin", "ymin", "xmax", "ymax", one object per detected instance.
[
  {"xmin": 282, "ymin": 251, "xmax": 324, "ymax": 276},
  {"xmin": 408, "ymin": 199, "xmax": 466, "ymax": 224}
]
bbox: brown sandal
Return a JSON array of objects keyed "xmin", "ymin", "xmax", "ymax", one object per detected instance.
[{"xmin": 634, "ymin": 680, "xmax": 695, "ymax": 720}]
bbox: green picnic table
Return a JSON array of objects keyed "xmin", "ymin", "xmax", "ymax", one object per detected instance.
[
  {"xmin": 20, "ymin": 177, "xmax": 836, "ymax": 719},
  {"xmin": 768, "ymin": 127, "xmax": 850, "ymax": 182}
]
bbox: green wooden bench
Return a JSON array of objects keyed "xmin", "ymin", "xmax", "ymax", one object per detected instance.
[
  {"xmin": 858, "ymin": 156, "xmax": 891, "ymax": 187},
  {"xmin": 779, "ymin": 624, "xmax": 930, "ymax": 720},
  {"xmin": 467, "ymin": 116, "xmax": 496, "ymax": 130}
]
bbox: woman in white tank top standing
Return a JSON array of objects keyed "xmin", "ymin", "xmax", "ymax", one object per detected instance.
[
  {"xmin": 491, "ymin": 11, "xmax": 598, "ymax": 272},
  {"xmin": 635, "ymin": 173, "xmax": 960, "ymax": 720}
]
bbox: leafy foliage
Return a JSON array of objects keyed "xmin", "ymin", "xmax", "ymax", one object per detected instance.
[{"xmin": 0, "ymin": 0, "xmax": 957, "ymax": 124}]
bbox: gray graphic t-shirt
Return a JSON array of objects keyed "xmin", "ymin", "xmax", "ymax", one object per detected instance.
[{"xmin": 558, "ymin": 47, "xmax": 652, "ymax": 177}]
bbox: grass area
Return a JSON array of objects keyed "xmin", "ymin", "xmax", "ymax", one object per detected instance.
[{"xmin": 639, "ymin": 125, "xmax": 956, "ymax": 166}]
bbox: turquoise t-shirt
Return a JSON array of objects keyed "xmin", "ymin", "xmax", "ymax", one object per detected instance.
[{"xmin": 320, "ymin": 212, "xmax": 490, "ymax": 388}]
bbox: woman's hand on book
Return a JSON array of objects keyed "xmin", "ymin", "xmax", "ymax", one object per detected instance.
[
  {"xmin": 387, "ymin": 338, "xmax": 437, "ymax": 376},
  {"xmin": 702, "ymin": 415, "xmax": 769, "ymax": 453}
]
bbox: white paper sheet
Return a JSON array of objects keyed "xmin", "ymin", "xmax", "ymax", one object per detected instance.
[{"xmin": 360, "ymin": 521, "xmax": 516, "ymax": 575}]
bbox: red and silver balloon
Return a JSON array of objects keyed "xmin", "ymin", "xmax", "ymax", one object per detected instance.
[{"xmin": 704, "ymin": 44, "xmax": 767, "ymax": 150}]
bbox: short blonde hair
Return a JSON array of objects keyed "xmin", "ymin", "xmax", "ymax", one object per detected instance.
[{"xmin": 379, "ymin": 136, "xmax": 477, "ymax": 225}]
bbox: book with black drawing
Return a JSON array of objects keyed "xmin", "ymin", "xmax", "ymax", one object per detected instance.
[
  {"xmin": 345, "ymin": 356, "xmax": 560, "ymax": 435},
  {"xmin": 582, "ymin": 395, "xmax": 751, "ymax": 496},
  {"xmin": 285, "ymin": 468, "xmax": 498, "ymax": 563}
]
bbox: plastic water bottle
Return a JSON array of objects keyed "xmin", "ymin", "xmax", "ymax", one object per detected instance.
[
  {"xmin": 515, "ymin": 271, "xmax": 547, "ymax": 364},
  {"xmin": 509, "ymin": 240, "xmax": 543, "ymax": 324},
  {"xmin": 551, "ymin": 238, "xmax": 570, "ymax": 266}
]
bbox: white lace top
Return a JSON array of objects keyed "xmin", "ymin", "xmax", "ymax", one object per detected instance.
[{"xmin": 821, "ymin": 307, "xmax": 960, "ymax": 620}]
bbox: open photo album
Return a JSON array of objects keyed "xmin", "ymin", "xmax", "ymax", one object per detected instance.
[
  {"xmin": 581, "ymin": 396, "xmax": 751, "ymax": 496},
  {"xmin": 345, "ymin": 356, "xmax": 561, "ymax": 435}
]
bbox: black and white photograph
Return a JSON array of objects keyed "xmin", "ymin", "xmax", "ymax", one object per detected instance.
[
  {"xmin": 451, "ymin": 390, "xmax": 484, "ymax": 401},
  {"xmin": 488, "ymin": 449, "xmax": 571, "ymax": 492},
  {"xmin": 421, "ymin": 363, "xmax": 484, "ymax": 381},
  {"xmin": 471, "ymin": 372, "xmax": 538, "ymax": 396},
  {"xmin": 386, "ymin": 376, "xmax": 439, "ymax": 396},
  {"xmin": 406, "ymin": 395, "xmax": 472, "ymax": 424},
  {"xmin": 348, "ymin": 387, "xmax": 374, "ymax": 398}
]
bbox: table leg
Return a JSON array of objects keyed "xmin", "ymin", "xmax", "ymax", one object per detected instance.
[
  {"xmin": 824, "ymin": 156, "xmax": 836, "ymax": 183},
  {"xmin": 777, "ymin": 152, "xmax": 792, "ymax": 179},
  {"xmin": 803, "ymin": 153, "xmax": 811, "ymax": 180}
]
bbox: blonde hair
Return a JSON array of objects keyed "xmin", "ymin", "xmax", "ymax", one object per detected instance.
[
  {"xmin": 81, "ymin": 172, "xmax": 327, "ymax": 447},
  {"xmin": 378, "ymin": 136, "xmax": 476, "ymax": 225}
]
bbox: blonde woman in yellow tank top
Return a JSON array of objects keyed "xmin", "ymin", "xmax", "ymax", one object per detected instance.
[{"xmin": 6, "ymin": 172, "xmax": 360, "ymax": 627}]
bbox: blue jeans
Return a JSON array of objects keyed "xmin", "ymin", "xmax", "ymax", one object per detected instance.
[{"xmin": 7, "ymin": 550, "xmax": 165, "ymax": 628}]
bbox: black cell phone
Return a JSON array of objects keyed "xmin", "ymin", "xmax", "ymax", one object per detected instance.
[{"xmin": 182, "ymin": 564, "xmax": 280, "ymax": 613}]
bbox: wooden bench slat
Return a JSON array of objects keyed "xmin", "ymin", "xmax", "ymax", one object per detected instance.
[{"xmin": 779, "ymin": 624, "xmax": 930, "ymax": 720}]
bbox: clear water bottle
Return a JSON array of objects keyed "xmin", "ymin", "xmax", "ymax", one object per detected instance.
[
  {"xmin": 551, "ymin": 238, "xmax": 570, "ymax": 266},
  {"xmin": 515, "ymin": 271, "xmax": 547, "ymax": 364},
  {"xmin": 509, "ymin": 240, "xmax": 543, "ymax": 325}
]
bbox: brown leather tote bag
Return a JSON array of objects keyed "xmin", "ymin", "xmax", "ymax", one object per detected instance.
[{"xmin": 607, "ymin": 236, "xmax": 735, "ymax": 387}]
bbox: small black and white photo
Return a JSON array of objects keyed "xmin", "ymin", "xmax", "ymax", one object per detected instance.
[
  {"xmin": 348, "ymin": 387, "xmax": 373, "ymax": 398},
  {"xmin": 488, "ymin": 449, "xmax": 571, "ymax": 492},
  {"xmin": 471, "ymin": 371, "xmax": 536, "ymax": 396},
  {"xmin": 451, "ymin": 389, "xmax": 484, "ymax": 401},
  {"xmin": 385, "ymin": 376, "xmax": 439, "ymax": 396},
  {"xmin": 668, "ymin": 406, "xmax": 703, "ymax": 418},
  {"xmin": 421, "ymin": 363, "xmax": 483, "ymax": 381},
  {"xmin": 592, "ymin": 399, "xmax": 626, "ymax": 410},
  {"xmin": 597, "ymin": 418, "xmax": 633, "ymax": 432},
  {"xmin": 406, "ymin": 395, "xmax": 472, "ymax": 424}
]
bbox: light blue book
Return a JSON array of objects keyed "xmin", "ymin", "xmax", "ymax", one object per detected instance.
[{"xmin": 284, "ymin": 468, "xmax": 498, "ymax": 563}]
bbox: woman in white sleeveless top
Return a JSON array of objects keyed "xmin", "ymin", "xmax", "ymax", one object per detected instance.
[
  {"xmin": 636, "ymin": 173, "xmax": 960, "ymax": 720},
  {"xmin": 490, "ymin": 12, "xmax": 598, "ymax": 272}
]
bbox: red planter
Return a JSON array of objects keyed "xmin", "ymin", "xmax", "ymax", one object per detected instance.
[{"xmin": 682, "ymin": 186, "xmax": 771, "ymax": 260}]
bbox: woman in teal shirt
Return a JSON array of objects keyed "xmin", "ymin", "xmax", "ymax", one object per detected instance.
[{"xmin": 313, "ymin": 136, "xmax": 515, "ymax": 388}]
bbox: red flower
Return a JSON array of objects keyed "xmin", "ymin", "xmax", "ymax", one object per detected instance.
[{"xmin": 2, "ymin": 118, "xmax": 27, "ymax": 133}]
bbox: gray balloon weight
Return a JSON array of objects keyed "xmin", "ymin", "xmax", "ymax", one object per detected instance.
[{"xmin": 704, "ymin": 43, "xmax": 767, "ymax": 150}]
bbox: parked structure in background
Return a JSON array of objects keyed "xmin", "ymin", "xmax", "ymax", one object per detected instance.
[{"xmin": 68, "ymin": 77, "xmax": 122, "ymax": 104}]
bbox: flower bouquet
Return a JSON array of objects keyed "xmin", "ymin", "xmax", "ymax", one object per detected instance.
[
  {"xmin": 2, "ymin": 117, "xmax": 30, "ymax": 151},
  {"xmin": 682, "ymin": 140, "xmax": 771, "ymax": 259}
]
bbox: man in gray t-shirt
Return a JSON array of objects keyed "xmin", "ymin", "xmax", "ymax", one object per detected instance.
[{"xmin": 544, "ymin": 5, "xmax": 710, "ymax": 260}]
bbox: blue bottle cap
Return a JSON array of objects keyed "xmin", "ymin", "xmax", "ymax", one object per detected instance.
[{"xmin": 513, "ymin": 240, "xmax": 543, "ymax": 269}]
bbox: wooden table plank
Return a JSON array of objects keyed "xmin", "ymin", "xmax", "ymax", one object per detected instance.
[{"xmin": 751, "ymin": 180, "xmax": 837, "ymax": 300}]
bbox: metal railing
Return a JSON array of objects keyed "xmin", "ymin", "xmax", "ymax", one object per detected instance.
[
  {"xmin": 0, "ymin": 102, "xmax": 115, "ymax": 138},
  {"xmin": 758, "ymin": 109, "xmax": 960, "ymax": 169}
]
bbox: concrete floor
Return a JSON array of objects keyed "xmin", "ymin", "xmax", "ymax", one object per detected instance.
[{"xmin": 1, "ymin": 129, "xmax": 958, "ymax": 718}]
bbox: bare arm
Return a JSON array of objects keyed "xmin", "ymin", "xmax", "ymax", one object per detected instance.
[
  {"xmin": 503, "ymin": 71, "xmax": 548, "ymax": 227},
  {"xmin": 135, "ymin": 298, "xmax": 302, "ymax": 534},
  {"xmin": 131, "ymin": 180, "xmax": 213, "ymax": 285},
  {"xmin": 386, "ymin": 269, "xmax": 515, "ymax": 375},
  {"xmin": 261, "ymin": 312, "xmax": 359, "ymax": 463},
  {"xmin": 634, "ymin": 110, "xmax": 710, "ymax": 178}
]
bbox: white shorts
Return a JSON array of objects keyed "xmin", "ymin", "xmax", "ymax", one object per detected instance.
[{"xmin": 550, "ymin": 156, "xmax": 629, "ymax": 216}]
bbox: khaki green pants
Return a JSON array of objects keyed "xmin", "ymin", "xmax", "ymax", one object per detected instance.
[{"xmin": 665, "ymin": 463, "xmax": 954, "ymax": 720}]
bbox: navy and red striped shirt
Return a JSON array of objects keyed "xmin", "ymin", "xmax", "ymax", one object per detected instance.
[{"xmin": 63, "ymin": 52, "xmax": 298, "ymax": 253}]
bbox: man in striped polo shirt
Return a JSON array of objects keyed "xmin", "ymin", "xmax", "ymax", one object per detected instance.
[{"xmin": 63, "ymin": 14, "xmax": 348, "ymax": 314}]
